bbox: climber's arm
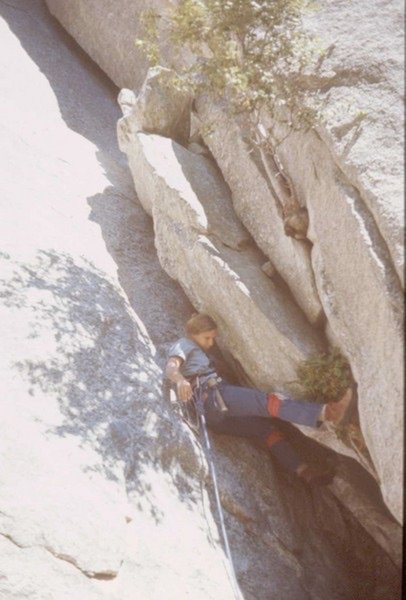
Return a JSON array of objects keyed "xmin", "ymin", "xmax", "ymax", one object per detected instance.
[{"xmin": 165, "ymin": 356, "xmax": 193, "ymax": 402}]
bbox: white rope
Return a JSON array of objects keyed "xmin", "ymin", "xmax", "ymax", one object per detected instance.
[{"xmin": 194, "ymin": 379, "xmax": 244, "ymax": 600}]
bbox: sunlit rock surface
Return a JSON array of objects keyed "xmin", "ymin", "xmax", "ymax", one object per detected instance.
[
  {"xmin": 0, "ymin": 1, "xmax": 402, "ymax": 598},
  {"xmin": 45, "ymin": 0, "xmax": 404, "ymax": 524}
]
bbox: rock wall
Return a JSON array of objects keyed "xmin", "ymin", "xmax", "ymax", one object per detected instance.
[
  {"xmin": 115, "ymin": 76, "xmax": 402, "ymax": 566},
  {"xmin": 275, "ymin": 124, "xmax": 403, "ymax": 521},
  {"xmin": 45, "ymin": 0, "xmax": 404, "ymax": 527},
  {"xmin": 196, "ymin": 98, "xmax": 404, "ymax": 525},
  {"xmin": 302, "ymin": 0, "xmax": 404, "ymax": 287},
  {"xmin": 0, "ymin": 2, "xmax": 237, "ymax": 597},
  {"xmin": 2, "ymin": 3, "xmax": 402, "ymax": 597},
  {"xmin": 44, "ymin": 0, "xmax": 150, "ymax": 91},
  {"xmin": 45, "ymin": 0, "xmax": 405, "ymax": 293},
  {"xmin": 41, "ymin": 0, "xmax": 403, "ymax": 584},
  {"xmin": 191, "ymin": 103, "xmax": 324, "ymax": 327},
  {"xmin": 117, "ymin": 116, "xmax": 325, "ymax": 391}
]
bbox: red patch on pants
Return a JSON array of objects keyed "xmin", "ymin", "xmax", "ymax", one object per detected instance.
[
  {"xmin": 267, "ymin": 393, "xmax": 281, "ymax": 417},
  {"xmin": 265, "ymin": 430, "xmax": 284, "ymax": 448}
]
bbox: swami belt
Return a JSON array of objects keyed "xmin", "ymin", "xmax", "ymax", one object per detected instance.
[
  {"xmin": 204, "ymin": 376, "xmax": 228, "ymax": 413},
  {"xmin": 194, "ymin": 372, "xmax": 219, "ymax": 385}
]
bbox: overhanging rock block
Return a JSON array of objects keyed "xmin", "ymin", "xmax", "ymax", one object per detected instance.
[
  {"xmin": 118, "ymin": 127, "xmax": 325, "ymax": 391},
  {"xmin": 46, "ymin": 0, "xmax": 151, "ymax": 91}
]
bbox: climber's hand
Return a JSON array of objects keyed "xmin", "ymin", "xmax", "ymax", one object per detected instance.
[{"xmin": 176, "ymin": 379, "xmax": 193, "ymax": 403}]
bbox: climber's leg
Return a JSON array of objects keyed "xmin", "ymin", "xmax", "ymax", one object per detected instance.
[{"xmin": 217, "ymin": 383, "xmax": 323, "ymax": 427}]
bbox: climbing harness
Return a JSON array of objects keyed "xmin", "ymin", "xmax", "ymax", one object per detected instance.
[{"xmin": 190, "ymin": 377, "xmax": 244, "ymax": 600}]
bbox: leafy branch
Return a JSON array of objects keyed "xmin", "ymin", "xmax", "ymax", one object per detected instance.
[
  {"xmin": 135, "ymin": 1, "xmax": 327, "ymax": 238},
  {"xmin": 136, "ymin": 0, "xmax": 323, "ymax": 144}
]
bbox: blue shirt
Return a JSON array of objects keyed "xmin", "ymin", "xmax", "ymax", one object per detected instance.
[{"xmin": 168, "ymin": 337, "xmax": 216, "ymax": 380}]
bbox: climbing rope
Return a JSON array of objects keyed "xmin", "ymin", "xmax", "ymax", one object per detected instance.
[
  {"xmin": 192, "ymin": 378, "xmax": 244, "ymax": 600},
  {"xmin": 163, "ymin": 376, "xmax": 243, "ymax": 599}
]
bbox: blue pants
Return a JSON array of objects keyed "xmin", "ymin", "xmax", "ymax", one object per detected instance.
[{"xmin": 204, "ymin": 383, "xmax": 323, "ymax": 473}]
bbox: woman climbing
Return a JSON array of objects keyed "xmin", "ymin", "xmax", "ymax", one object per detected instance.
[{"xmin": 165, "ymin": 313, "xmax": 354, "ymax": 485}]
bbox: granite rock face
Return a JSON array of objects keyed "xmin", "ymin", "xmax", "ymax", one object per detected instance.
[
  {"xmin": 117, "ymin": 55, "xmax": 403, "ymax": 525},
  {"xmin": 302, "ymin": 0, "xmax": 404, "ymax": 286},
  {"xmin": 45, "ymin": 0, "xmax": 405, "ymax": 282},
  {"xmin": 0, "ymin": 411, "xmax": 128, "ymax": 577},
  {"xmin": 2, "ymin": 0, "xmax": 402, "ymax": 597},
  {"xmin": 45, "ymin": 0, "xmax": 403, "ymax": 525},
  {"xmin": 117, "ymin": 124, "xmax": 325, "ymax": 391},
  {"xmin": 117, "ymin": 115, "xmax": 402, "ymax": 568},
  {"xmin": 0, "ymin": 3, "xmax": 238, "ymax": 598},
  {"xmin": 194, "ymin": 100, "xmax": 324, "ymax": 326},
  {"xmin": 45, "ymin": 0, "xmax": 152, "ymax": 91},
  {"xmin": 270, "ymin": 126, "xmax": 404, "ymax": 524},
  {"xmin": 196, "ymin": 99, "xmax": 404, "ymax": 523}
]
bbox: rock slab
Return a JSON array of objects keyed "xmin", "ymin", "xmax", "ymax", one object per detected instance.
[{"xmin": 117, "ymin": 120, "xmax": 326, "ymax": 390}]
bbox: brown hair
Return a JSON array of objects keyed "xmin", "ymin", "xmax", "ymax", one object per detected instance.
[{"xmin": 186, "ymin": 313, "xmax": 218, "ymax": 335}]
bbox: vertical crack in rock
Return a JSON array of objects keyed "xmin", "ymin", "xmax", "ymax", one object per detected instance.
[{"xmin": 195, "ymin": 99, "xmax": 325, "ymax": 326}]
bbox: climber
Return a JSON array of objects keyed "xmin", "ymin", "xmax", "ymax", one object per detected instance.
[{"xmin": 165, "ymin": 313, "xmax": 355, "ymax": 485}]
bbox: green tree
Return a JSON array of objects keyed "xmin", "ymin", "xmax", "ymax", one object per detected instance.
[{"xmin": 137, "ymin": 0, "xmax": 321, "ymax": 144}]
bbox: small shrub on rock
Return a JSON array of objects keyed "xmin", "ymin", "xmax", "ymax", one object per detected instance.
[{"xmin": 296, "ymin": 348, "xmax": 353, "ymax": 403}]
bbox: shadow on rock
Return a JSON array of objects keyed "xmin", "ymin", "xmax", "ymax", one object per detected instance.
[
  {"xmin": 1, "ymin": 249, "xmax": 200, "ymax": 520},
  {"xmin": 87, "ymin": 186, "xmax": 194, "ymax": 358}
]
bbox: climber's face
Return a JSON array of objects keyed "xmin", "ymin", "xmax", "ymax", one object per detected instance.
[{"xmin": 190, "ymin": 329, "xmax": 218, "ymax": 352}]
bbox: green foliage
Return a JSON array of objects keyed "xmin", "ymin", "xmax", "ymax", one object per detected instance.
[
  {"xmin": 296, "ymin": 348, "xmax": 353, "ymax": 403},
  {"xmin": 297, "ymin": 349, "xmax": 372, "ymax": 465},
  {"xmin": 136, "ymin": 0, "xmax": 322, "ymax": 137}
]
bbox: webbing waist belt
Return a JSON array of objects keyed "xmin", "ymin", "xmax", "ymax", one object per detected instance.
[
  {"xmin": 191, "ymin": 372, "xmax": 221, "ymax": 386},
  {"xmin": 195, "ymin": 375, "xmax": 228, "ymax": 413}
]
